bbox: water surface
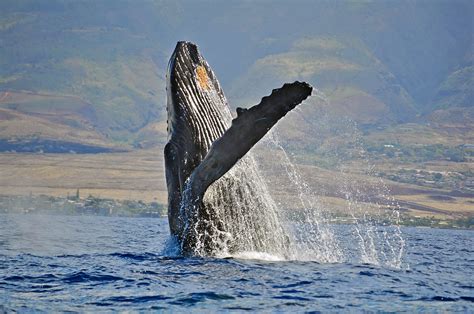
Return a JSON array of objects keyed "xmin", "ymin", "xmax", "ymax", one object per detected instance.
[{"xmin": 1, "ymin": 214, "xmax": 473, "ymax": 312}]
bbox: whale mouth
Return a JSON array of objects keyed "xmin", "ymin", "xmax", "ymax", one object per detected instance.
[
  {"xmin": 166, "ymin": 41, "xmax": 231, "ymax": 151},
  {"xmin": 175, "ymin": 41, "xmax": 200, "ymax": 63}
]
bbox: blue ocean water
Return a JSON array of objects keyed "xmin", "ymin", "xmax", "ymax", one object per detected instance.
[{"xmin": 0, "ymin": 214, "xmax": 473, "ymax": 312}]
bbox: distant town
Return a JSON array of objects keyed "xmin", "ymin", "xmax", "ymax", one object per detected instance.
[
  {"xmin": 0, "ymin": 190, "xmax": 166, "ymax": 218},
  {"xmin": 1, "ymin": 190, "xmax": 472, "ymax": 230}
]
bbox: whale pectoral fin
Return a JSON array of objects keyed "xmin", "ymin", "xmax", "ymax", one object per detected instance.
[{"xmin": 186, "ymin": 81, "xmax": 312, "ymax": 203}]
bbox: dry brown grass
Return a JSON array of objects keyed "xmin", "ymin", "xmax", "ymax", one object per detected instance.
[
  {"xmin": 255, "ymin": 147, "xmax": 472, "ymax": 219},
  {"xmin": 0, "ymin": 150, "xmax": 166, "ymax": 203},
  {"xmin": 397, "ymin": 194, "xmax": 473, "ymax": 214},
  {"xmin": 0, "ymin": 148, "xmax": 471, "ymax": 220}
]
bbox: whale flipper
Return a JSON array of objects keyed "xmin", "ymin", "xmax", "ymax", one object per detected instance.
[
  {"xmin": 187, "ymin": 81, "xmax": 312, "ymax": 200},
  {"xmin": 180, "ymin": 82, "xmax": 312, "ymax": 245}
]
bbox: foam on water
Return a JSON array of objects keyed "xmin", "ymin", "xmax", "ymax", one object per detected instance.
[{"xmin": 227, "ymin": 251, "xmax": 286, "ymax": 262}]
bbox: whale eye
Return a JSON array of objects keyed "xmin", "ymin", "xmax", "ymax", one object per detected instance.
[{"xmin": 196, "ymin": 65, "xmax": 210, "ymax": 91}]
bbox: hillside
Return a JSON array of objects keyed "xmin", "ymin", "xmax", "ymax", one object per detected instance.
[
  {"xmin": 0, "ymin": 0, "xmax": 472, "ymax": 150},
  {"xmin": 229, "ymin": 37, "xmax": 417, "ymax": 124},
  {"xmin": 0, "ymin": 1, "xmax": 170, "ymax": 147}
]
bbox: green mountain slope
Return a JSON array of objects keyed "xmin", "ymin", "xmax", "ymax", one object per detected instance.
[
  {"xmin": 0, "ymin": 0, "xmax": 471, "ymax": 149},
  {"xmin": 434, "ymin": 65, "xmax": 473, "ymax": 110},
  {"xmin": 229, "ymin": 36, "xmax": 417, "ymax": 124},
  {"xmin": 0, "ymin": 1, "xmax": 172, "ymax": 145}
]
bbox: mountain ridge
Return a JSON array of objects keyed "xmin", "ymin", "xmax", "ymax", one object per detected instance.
[{"xmin": 0, "ymin": 0, "xmax": 472, "ymax": 150}]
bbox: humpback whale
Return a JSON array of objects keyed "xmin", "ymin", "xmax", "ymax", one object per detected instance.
[{"xmin": 165, "ymin": 41, "xmax": 312, "ymax": 256}]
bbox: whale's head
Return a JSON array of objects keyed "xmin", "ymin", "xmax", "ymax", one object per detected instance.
[
  {"xmin": 166, "ymin": 41, "xmax": 232, "ymax": 159},
  {"xmin": 165, "ymin": 41, "xmax": 233, "ymax": 236}
]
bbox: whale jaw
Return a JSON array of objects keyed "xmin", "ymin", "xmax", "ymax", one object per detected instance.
[{"xmin": 166, "ymin": 41, "xmax": 231, "ymax": 152}]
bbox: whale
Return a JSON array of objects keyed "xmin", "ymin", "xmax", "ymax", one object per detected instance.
[{"xmin": 165, "ymin": 41, "xmax": 312, "ymax": 256}]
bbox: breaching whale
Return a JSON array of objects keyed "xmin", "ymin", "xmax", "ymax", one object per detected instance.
[{"xmin": 165, "ymin": 41, "xmax": 312, "ymax": 256}]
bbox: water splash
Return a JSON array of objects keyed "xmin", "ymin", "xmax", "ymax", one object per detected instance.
[
  {"xmin": 250, "ymin": 90, "xmax": 405, "ymax": 268},
  {"xmin": 292, "ymin": 91, "xmax": 404, "ymax": 267},
  {"xmin": 339, "ymin": 164, "xmax": 406, "ymax": 268},
  {"xmin": 178, "ymin": 152, "xmax": 291, "ymax": 259},
  {"xmin": 175, "ymin": 89, "xmax": 405, "ymax": 269},
  {"xmin": 261, "ymin": 131, "xmax": 343, "ymax": 263}
]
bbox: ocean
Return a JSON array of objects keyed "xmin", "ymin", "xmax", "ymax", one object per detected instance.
[{"xmin": 1, "ymin": 214, "xmax": 473, "ymax": 312}]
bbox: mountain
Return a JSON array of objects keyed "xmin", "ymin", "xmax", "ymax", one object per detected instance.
[
  {"xmin": 0, "ymin": 0, "xmax": 472, "ymax": 150},
  {"xmin": 434, "ymin": 66, "xmax": 473, "ymax": 110},
  {"xmin": 0, "ymin": 0, "xmax": 172, "ymax": 147},
  {"xmin": 229, "ymin": 36, "xmax": 417, "ymax": 124}
]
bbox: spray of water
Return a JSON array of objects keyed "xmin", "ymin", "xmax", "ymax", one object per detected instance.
[
  {"xmin": 339, "ymin": 159, "xmax": 406, "ymax": 268},
  {"xmin": 260, "ymin": 131, "xmax": 343, "ymax": 263},
  {"xmin": 254, "ymin": 89, "xmax": 406, "ymax": 268},
  {"xmin": 174, "ymin": 88, "xmax": 405, "ymax": 268},
  {"xmin": 178, "ymin": 152, "xmax": 291, "ymax": 259}
]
